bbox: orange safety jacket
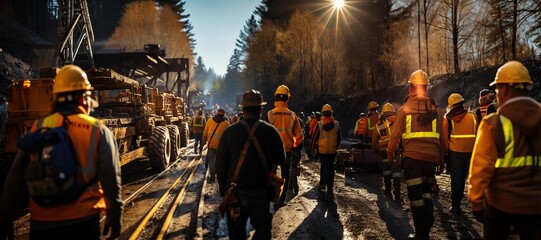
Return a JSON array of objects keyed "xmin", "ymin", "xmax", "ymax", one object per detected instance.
[
  {"xmin": 317, "ymin": 121, "xmax": 340, "ymax": 154},
  {"xmin": 444, "ymin": 112, "xmax": 477, "ymax": 153},
  {"xmin": 387, "ymin": 94, "xmax": 444, "ymax": 163},
  {"xmin": 29, "ymin": 112, "xmax": 104, "ymax": 221},
  {"xmin": 268, "ymin": 102, "xmax": 304, "ymax": 152},
  {"xmin": 468, "ymin": 97, "xmax": 541, "ymax": 214},
  {"xmin": 354, "ymin": 117, "xmax": 367, "ymax": 136}
]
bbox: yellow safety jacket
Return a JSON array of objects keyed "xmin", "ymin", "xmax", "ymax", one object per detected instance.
[
  {"xmin": 445, "ymin": 112, "xmax": 477, "ymax": 153},
  {"xmin": 202, "ymin": 118, "xmax": 230, "ymax": 149},
  {"xmin": 317, "ymin": 121, "xmax": 340, "ymax": 154},
  {"xmin": 29, "ymin": 112, "xmax": 104, "ymax": 221},
  {"xmin": 267, "ymin": 102, "xmax": 304, "ymax": 152},
  {"xmin": 192, "ymin": 115, "xmax": 206, "ymax": 134}
]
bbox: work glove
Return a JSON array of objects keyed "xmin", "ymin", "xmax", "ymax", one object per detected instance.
[
  {"xmin": 103, "ymin": 217, "xmax": 121, "ymax": 240},
  {"xmin": 472, "ymin": 210, "xmax": 485, "ymax": 223}
]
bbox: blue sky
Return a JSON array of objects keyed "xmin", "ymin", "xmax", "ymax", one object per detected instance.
[{"xmin": 185, "ymin": 0, "xmax": 261, "ymax": 76}]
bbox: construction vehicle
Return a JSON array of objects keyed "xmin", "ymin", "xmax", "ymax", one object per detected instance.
[{"xmin": 3, "ymin": 0, "xmax": 192, "ymax": 171}]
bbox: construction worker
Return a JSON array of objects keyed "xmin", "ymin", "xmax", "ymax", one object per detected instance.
[
  {"xmin": 366, "ymin": 101, "xmax": 380, "ymax": 143},
  {"xmin": 475, "ymin": 89, "xmax": 495, "ymax": 123},
  {"xmin": 372, "ymin": 103, "xmax": 401, "ymax": 201},
  {"xmin": 203, "ymin": 108, "xmax": 230, "ymax": 182},
  {"xmin": 311, "ymin": 104, "xmax": 341, "ymax": 195},
  {"xmin": 216, "ymin": 90, "xmax": 285, "ymax": 239},
  {"xmin": 0, "ymin": 65, "xmax": 122, "ymax": 239},
  {"xmin": 443, "ymin": 93, "xmax": 477, "ymax": 215},
  {"xmin": 353, "ymin": 112, "xmax": 367, "ymax": 141},
  {"xmin": 387, "ymin": 70, "xmax": 445, "ymax": 240},
  {"xmin": 192, "ymin": 110, "xmax": 206, "ymax": 155},
  {"xmin": 267, "ymin": 85, "xmax": 304, "ymax": 207},
  {"xmin": 468, "ymin": 61, "xmax": 541, "ymax": 239},
  {"xmin": 310, "ymin": 112, "xmax": 321, "ymax": 136}
]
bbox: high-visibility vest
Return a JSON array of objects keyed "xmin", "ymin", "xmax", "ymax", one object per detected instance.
[
  {"xmin": 495, "ymin": 115, "xmax": 541, "ymax": 168},
  {"xmin": 29, "ymin": 112, "xmax": 104, "ymax": 221},
  {"xmin": 449, "ymin": 113, "xmax": 477, "ymax": 152},
  {"xmin": 356, "ymin": 117, "xmax": 367, "ymax": 135},
  {"xmin": 402, "ymin": 115, "xmax": 439, "ymax": 139},
  {"xmin": 318, "ymin": 121, "xmax": 339, "ymax": 154},
  {"xmin": 268, "ymin": 109, "xmax": 300, "ymax": 151},
  {"xmin": 192, "ymin": 116, "xmax": 205, "ymax": 133},
  {"xmin": 376, "ymin": 120, "xmax": 391, "ymax": 149}
]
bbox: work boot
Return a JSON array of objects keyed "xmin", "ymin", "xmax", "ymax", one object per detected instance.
[{"xmin": 317, "ymin": 184, "xmax": 326, "ymax": 191}]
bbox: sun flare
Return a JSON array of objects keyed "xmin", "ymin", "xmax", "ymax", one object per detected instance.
[{"xmin": 333, "ymin": 0, "xmax": 345, "ymax": 9}]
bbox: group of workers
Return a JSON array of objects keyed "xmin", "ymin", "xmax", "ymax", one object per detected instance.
[
  {"xmin": 0, "ymin": 59, "xmax": 539, "ymax": 240},
  {"xmin": 351, "ymin": 61, "xmax": 540, "ymax": 239}
]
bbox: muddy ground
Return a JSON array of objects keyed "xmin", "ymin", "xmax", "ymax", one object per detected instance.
[{"xmin": 201, "ymin": 151, "xmax": 484, "ymax": 240}]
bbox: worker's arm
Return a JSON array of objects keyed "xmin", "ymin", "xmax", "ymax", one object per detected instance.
[
  {"xmin": 387, "ymin": 108, "xmax": 404, "ymax": 162},
  {"xmin": 202, "ymin": 121, "xmax": 210, "ymax": 144},
  {"xmin": 292, "ymin": 115, "xmax": 304, "ymax": 148},
  {"xmin": 468, "ymin": 117, "xmax": 498, "ymax": 211},
  {"xmin": 310, "ymin": 124, "xmax": 320, "ymax": 155},
  {"xmin": 372, "ymin": 128, "xmax": 379, "ymax": 152},
  {"xmin": 353, "ymin": 120, "xmax": 359, "ymax": 138},
  {"xmin": 97, "ymin": 126, "xmax": 123, "ymax": 238}
]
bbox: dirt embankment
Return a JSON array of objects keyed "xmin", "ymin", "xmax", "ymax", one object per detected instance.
[{"xmin": 306, "ymin": 59, "xmax": 541, "ymax": 137}]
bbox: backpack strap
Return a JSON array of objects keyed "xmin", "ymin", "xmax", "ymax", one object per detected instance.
[
  {"xmin": 239, "ymin": 121, "xmax": 270, "ymax": 177},
  {"xmin": 230, "ymin": 120, "xmax": 260, "ymax": 185},
  {"xmin": 207, "ymin": 120, "xmax": 223, "ymax": 147}
]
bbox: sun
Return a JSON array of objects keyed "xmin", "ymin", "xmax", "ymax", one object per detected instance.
[{"xmin": 333, "ymin": 0, "xmax": 345, "ymax": 9}]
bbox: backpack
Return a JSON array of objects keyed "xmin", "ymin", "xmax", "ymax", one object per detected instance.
[{"xmin": 17, "ymin": 115, "xmax": 94, "ymax": 207}]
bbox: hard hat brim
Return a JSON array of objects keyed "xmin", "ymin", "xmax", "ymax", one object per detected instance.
[{"xmin": 489, "ymin": 80, "xmax": 497, "ymax": 86}]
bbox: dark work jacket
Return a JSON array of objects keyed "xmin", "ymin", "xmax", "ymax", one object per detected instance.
[{"xmin": 216, "ymin": 118, "xmax": 285, "ymax": 196}]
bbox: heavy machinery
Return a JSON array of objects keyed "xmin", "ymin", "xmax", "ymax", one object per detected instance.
[{"xmin": 3, "ymin": 0, "xmax": 192, "ymax": 171}]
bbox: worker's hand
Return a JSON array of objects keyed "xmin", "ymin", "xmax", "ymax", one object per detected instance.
[
  {"xmin": 103, "ymin": 217, "xmax": 121, "ymax": 240},
  {"xmin": 472, "ymin": 210, "xmax": 485, "ymax": 223}
]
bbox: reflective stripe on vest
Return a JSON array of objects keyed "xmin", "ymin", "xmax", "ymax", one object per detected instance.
[
  {"xmin": 376, "ymin": 120, "xmax": 391, "ymax": 144},
  {"xmin": 450, "ymin": 114, "xmax": 477, "ymax": 139},
  {"xmin": 495, "ymin": 115, "xmax": 541, "ymax": 168},
  {"xmin": 402, "ymin": 115, "xmax": 439, "ymax": 139},
  {"xmin": 268, "ymin": 110, "xmax": 295, "ymax": 133},
  {"xmin": 367, "ymin": 118, "xmax": 374, "ymax": 131},
  {"xmin": 193, "ymin": 116, "xmax": 204, "ymax": 127}
]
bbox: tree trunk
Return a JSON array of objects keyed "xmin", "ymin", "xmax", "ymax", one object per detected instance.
[{"xmin": 452, "ymin": 0, "xmax": 460, "ymax": 73}]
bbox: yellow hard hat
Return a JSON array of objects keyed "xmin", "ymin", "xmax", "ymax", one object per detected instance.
[
  {"xmin": 490, "ymin": 61, "xmax": 532, "ymax": 86},
  {"xmin": 381, "ymin": 103, "xmax": 395, "ymax": 113},
  {"xmin": 275, "ymin": 85, "xmax": 291, "ymax": 97},
  {"xmin": 322, "ymin": 104, "xmax": 332, "ymax": 112},
  {"xmin": 447, "ymin": 93, "xmax": 464, "ymax": 107},
  {"xmin": 408, "ymin": 70, "xmax": 429, "ymax": 85},
  {"xmin": 53, "ymin": 65, "xmax": 93, "ymax": 94},
  {"xmin": 367, "ymin": 101, "xmax": 379, "ymax": 110}
]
